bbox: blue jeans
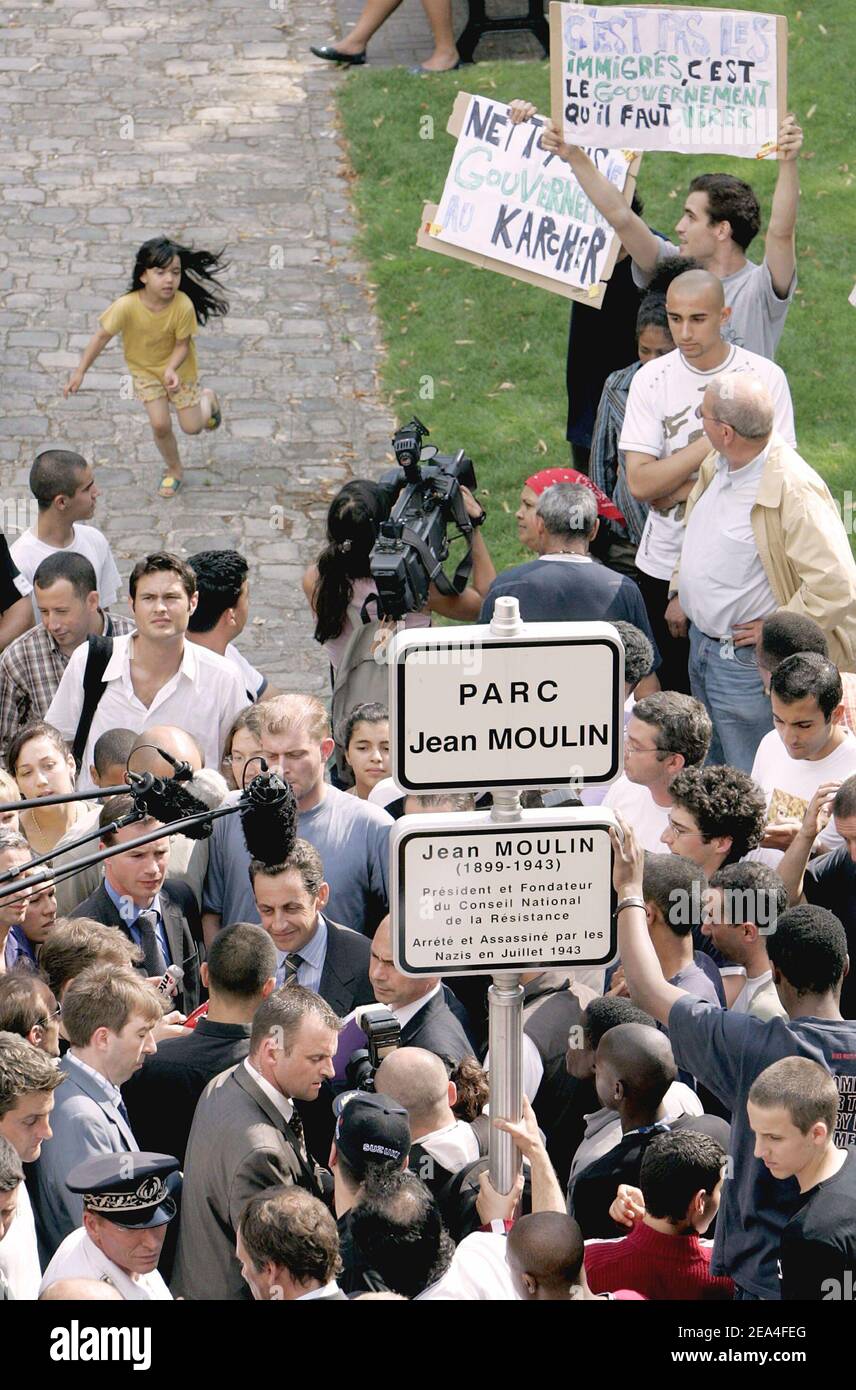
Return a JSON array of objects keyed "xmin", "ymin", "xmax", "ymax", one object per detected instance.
[{"xmin": 688, "ymin": 625, "xmax": 773, "ymax": 771}]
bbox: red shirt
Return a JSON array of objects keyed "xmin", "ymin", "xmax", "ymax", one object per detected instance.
[{"xmin": 585, "ymin": 1221, "xmax": 735, "ymax": 1301}]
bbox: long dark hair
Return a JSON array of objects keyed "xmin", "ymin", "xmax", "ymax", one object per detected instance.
[
  {"xmin": 312, "ymin": 481, "xmax": 390, "ymax": 645},
  {"xmin": 129, "ymin": 236, "xmax": 230, "ymax": 324}
]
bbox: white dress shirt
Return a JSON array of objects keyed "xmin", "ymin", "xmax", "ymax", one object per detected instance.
[
  {"xmin": 243, "ymin": 1057, "xmax": 294, "ymax": 1124},
  {"xmin": 679, "ymin": 443, "xmax": 778, "ymax": 638},
  {"xmin": 39, "ymin": 1227, "xmax": 172, "ymax": 1300},
  {"xmin": 391, "ymin": 982, "xmax": 442, "ymax": 1030},
  {"xmin": 47, "ymin": 633, "xmax": 249, "ymax": 790},
  {"xmin": 275, "ymin": 916, "xmax": 328, "ymax": 993}
]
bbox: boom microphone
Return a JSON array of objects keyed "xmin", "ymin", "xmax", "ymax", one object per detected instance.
[
  {"xmin": 126, "ymin": 772, "xmax": 214, "ymax": 840},
  {"xmin": 239, "ymin": 770, "xmax": 298, "ymax": 867},
  {"xmin": 152, "ymin": 747, "xmax": 194, "ymax": 782}
]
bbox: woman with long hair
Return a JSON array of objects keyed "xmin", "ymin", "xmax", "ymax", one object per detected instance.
[{"xmin": 302, "ymin": 477, "xmax": 495, "ymax": 671}]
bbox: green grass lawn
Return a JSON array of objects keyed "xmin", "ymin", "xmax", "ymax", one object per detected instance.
[{"xmin": 337, "ymin": 0, "xmax": 855, "ymax": 574}]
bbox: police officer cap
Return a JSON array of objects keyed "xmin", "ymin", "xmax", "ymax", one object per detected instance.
[{"xmin": 67, "ymin": 1152, "xmax": 181, "ymax": 1228}]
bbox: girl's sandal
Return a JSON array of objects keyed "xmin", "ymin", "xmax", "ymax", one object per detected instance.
[
  {"xmin": 158, "ymin": 475, "xmax": 183, "ymax": 499},
  {"xmin": 204, "ymin": 391, "xmax": 222, "ymax": 431}
]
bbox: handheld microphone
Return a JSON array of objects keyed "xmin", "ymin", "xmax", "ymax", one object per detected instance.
[
  {"xmin": 126, "ymin": 771, "xmax": 214, "ymax": 839},
  {"xmin": 155, "ymin": 963, "xmax": 185, "ymax": 1005},
  {"xmin": 239, "ymin": 770, "xmax": 298, "ymax": 867}
]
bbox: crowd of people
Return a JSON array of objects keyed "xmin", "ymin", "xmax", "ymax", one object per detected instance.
[{"xmin": 0, "ymin": 49, "xmax": 854, "ymax": 1309}]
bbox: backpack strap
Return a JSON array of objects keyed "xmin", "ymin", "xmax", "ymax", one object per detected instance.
[
  {"xmin": 469, "ymin": 1113, "xmax": 491, "ymax": 1157},
  {"xmin": 72, "ymin": 635, "xmax": 114, "ymax": 771}
]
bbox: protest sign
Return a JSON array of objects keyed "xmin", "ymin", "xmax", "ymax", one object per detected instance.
[
  {"xmin": 417, "ymin": 91, "xmax": 640, "ymax": 305},
  {"xmin": 549, "ymin": 3, "xmax": 787, "ymax": 159}
]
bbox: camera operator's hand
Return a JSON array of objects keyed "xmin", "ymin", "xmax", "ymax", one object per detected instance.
[{"xmin": 459, "ymin": 485, "xmax": 486, "ymax": 525}]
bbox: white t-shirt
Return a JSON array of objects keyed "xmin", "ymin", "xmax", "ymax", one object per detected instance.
[
  {"xmin": 731, "ymin": 970, "xmax": 776, "ymax": 1015},
  {"xmin": 224, "ymin": 642, "xmax": 265, "ymax": 701},
  {"xmin": 39, "ymin": 1226, "xmax": 172, "ymax": 1300},
  {"xmin": 602, "ymin": 774, "xmax": 670, "ymax": 853},
  {"xmin": 619, "ymin": 345, "xmax": 796, "ymax": 580},
  {"xmin": 417, "ymin": 1231, "xmax": 520, "ymax": 1301},
  {"xmin": 11, "ymin": 524, "xmax": 122, "ymax": 610},
  {"xmin": 748, "ymin": 729, "xmax": 856, "ymax": 867},
  {"xmin": 0, "ymin": 1181, "xmax": 41, "ymax": 1300}
]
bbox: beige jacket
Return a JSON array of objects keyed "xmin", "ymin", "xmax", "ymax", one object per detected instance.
[{"xmin": 672, "ymin": 435, "xmax": 856, "ymax": 671}]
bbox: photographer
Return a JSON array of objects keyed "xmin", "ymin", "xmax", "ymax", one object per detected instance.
[{"xmin": 302, "ymin": 474, "xmax": 495, "ymax": 675}]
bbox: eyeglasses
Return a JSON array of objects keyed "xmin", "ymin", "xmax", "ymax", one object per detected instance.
[{"xmin": 39, "ymin": 1003, "xmax": 62, "ymax": 1025}]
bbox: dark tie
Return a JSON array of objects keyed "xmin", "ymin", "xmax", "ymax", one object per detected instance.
[
  {"xmin": 282, "ymin": 953, "xmax": 303, "ymax": 987},
  {"xmin": 288, "ymin": 1105, "xmax": 308, "ymax": 1164},
  {"xmin": 136, "ymin": 910, "xmax": 167, "ymax": 977},
  {"xmin": 117, "ymin": 1098, "xmax": 131, "ymax": 1128}
]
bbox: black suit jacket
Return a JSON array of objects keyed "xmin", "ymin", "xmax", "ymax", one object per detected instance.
[
  {"xmin": 122, "ymin": 1019, "xmax": 251, "ymax": 1165},
  {"xmin": 400, "ymin": 989, "xmax": 473, "ymax": 1072},
  {"xmin": 71, "ymin": 878, "xmax": 202, "ymax": 1014},
  {"xmin": 318, "ymin": 919, "xmax": 374, "ymax": 1018}
]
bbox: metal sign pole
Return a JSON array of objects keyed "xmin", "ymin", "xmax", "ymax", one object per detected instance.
[{"xmin": 487, "ymin": 598, "xmax": 525, "ymax": 1193}]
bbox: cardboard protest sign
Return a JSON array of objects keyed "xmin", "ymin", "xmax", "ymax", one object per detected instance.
[
  {"xmin": 549, "ymin": 3, "xmax": 787, "ymax": 159},
  {"xmin": 417, "ymin": 91, "xmax": 640, "ymax": 306}
]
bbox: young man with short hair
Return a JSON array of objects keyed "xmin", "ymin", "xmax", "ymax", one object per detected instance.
[
  {"xmin": 33, "ymin": 965, "xmax": 161, "ymax": 1255},
  {"xmin": 47, "ymin": 551, "xmax": 249, "ymax": 788},
  {"xmin": 0, "ymin": 1030, "xmax": 63, "ymax": 1297},
  {"xmin": 758, "ymin": 612, "xmax": 856, "ymax": 735},
  {"xmin": 0, "ymin": 831, "xmax": 38, "ymax": 978},
  {"xmin": 123, "ymin": 922, "xmax": 277, "ymax": 1163},
  {"xmin": 0, "ymin": 974, "xmax": 62, "ymax": 1056},
  {"xmin": 750, "ymin": 652, "xmax": 856, "ymax": 867},
  {"xmin": 0, "ymin": 1133, "xmax": 24, "ymax": 1299},
  {"xmin": 748, "ymin": 1057, "xmax": 856, "ymax": 1300},
  {"xmin": 603, "ymin": 692, "xmax": 712, "ymax": 852},
  {"xmin": 662, "ymin": 765, "xmax": 767, "ymax": 876},
  {"xmin": 612, "ymin": 811, "xmax": 856, "ymax": 1300},
  {"xmin": 704, "ymin": 862, "xmax": 788, "ymax": 1019},
  {"xmin": 186, "ymin": 548, "xmax": 274, "ymax": 702},
  {"xmin": 199, "ymin": 693, "xmax": 392, "ymax": 940},
  {"xmin": 11, "ymin": 450, "xmax": 121, "ymax": 610},
  {"xmin": 71, "ymin": 796, "xmax": 202, "ymax": 1015},
  {"xmin": 0, "ymin": 551, "xmax": 135, "ymax": 749},
  {"xmin": 585, "ymin": 1128, "xmax": 733, "ymax": 1300}
]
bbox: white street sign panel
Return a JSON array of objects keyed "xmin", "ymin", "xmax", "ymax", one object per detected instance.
[
  {"xmin": 389, "ymin": 619, "xmax": 624, "ymax": 793},
  {"xmin": 391, "ymin": 809, "xmax": 618, "ymax": 976}
]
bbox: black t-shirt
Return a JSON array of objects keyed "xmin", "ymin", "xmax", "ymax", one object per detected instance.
[
  {"xmin": 668, "ymin": 996, "xmax": 856, "ymax": 1298},
  {"xmin": 566, "ymin": 254, "xmax": 640, "ymax": 446},
  {"xmin": 0, "ymin": 536, "xmax": 24, "ymax": 613},
  {"xmin": 804, "ymin": 848, "xmax": 856, "ymax": 1019},
  {"xmin": 780, "ymin": 1149, "xmax": 856, "ymax": 1300}
]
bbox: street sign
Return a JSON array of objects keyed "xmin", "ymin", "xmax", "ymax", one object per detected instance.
[
  {"xmin": 389, "ymin": 619, "xmax": 624, "ymax": 793},
  {"xmin": 391, "ymin": 808, "xmax": 618, "ymax": 977}
]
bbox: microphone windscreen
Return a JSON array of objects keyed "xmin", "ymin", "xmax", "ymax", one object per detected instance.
[
  {"xmin": 239, "ymin": 777, "xmax": 298, "ymax": 867},
  {"xmin": 186, "ymin": 768, "xmax": 229, "ymax": 810},
  {"xmin": 135, "ymin": 778, "xmax": 213, "ymax": 840}
]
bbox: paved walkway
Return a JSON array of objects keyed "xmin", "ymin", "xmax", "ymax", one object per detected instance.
[
  {"xmin": 0, "ymin": 0, "xmax": 396, "ymax": 693},
  {"xmin": 329, "ymin": 0, "xmax": 546, "ymax": 68}
]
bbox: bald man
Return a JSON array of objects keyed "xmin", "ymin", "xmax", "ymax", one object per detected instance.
[
  {"xmin": 506, "ymin": 1212, "xmax": 634, "ymax": 1301},
  {"xmin": 619, "ymin": 268, "xmax": 795, "ymax": 694},
  {"xmin": 665, "ymin": 375, "xmax": 856, "ymax": 767},
  {"xmin": 567, "ymin": 1023, "xmax": 728, "ymax": 1238},
  {"xmin": 375, "ymin": 1046, "xmax": 486, "ymax": 1180},
  {"xmin": 367, "ymin": 917, "xmax": 472, "ymax": 1071}
]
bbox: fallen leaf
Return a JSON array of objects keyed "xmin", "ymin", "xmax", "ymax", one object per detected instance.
[
  {"xmin": 818, "ymin": 22, "xmax": 828, "ymax": 34},
  {"xmin": 372, "ymin": 115, "xmax": 385, "ymax": 128},
  {"xmin": 806, "ymin": 103, "xmax": 817, "ymax": 119},
  {"xmin": 536, "ymin": 439, "xmax": 548, "ymax": 453},
  {"xmin": 455, "ymin": 339, "xmax": 474, "ymax": 345},
  {"xmin": 496, "ymin": 381, "xmax": 515, "ymax": 390},
  {"xmin": 523, "ymin": 341, "xmax": 531, "ymax": 353},
  {"xmin": 501, "ymin": 500, "xmax": 511, "ymax": 512}
]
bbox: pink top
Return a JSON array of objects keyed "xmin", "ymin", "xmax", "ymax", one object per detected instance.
[{"xmin": 323, "ymin": 576, "xmax": 431, "ymax": 671}]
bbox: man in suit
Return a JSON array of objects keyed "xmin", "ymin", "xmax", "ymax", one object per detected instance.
[
  {"xmin": 237, "ymin": 1187, "xmax": 347, "ymax": 1301},
  {"xmin": 249, "ymin": 841, "xmax": 374, "ymax": 1016},
  {"xmin": 71, "ymin": 796, "xmax": 202, "ymax": 1015},
  {"xmin": 122, "ymin": 923, "xmax": 277, "ymax": 1164},
  {"xmin": 32, "ymin": 966, "xmax": 161, "ymax": 1256},
  {"xmin": 369, "ymin": 916, "xmax": 472, "ymax": 1073},
  {"xmin": 171, "ymin": 985, "xmax": 340, "ymax": 1301}
]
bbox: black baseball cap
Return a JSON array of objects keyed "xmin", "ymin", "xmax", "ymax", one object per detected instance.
[{"xmin": 334, "ymin": 1092, "xmax": 411, "ymax": 1179}]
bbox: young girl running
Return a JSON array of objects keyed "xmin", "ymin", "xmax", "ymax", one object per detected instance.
[{"xmin": 64, "ymin": 236, "xmax": 229, "ymax": 499}]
